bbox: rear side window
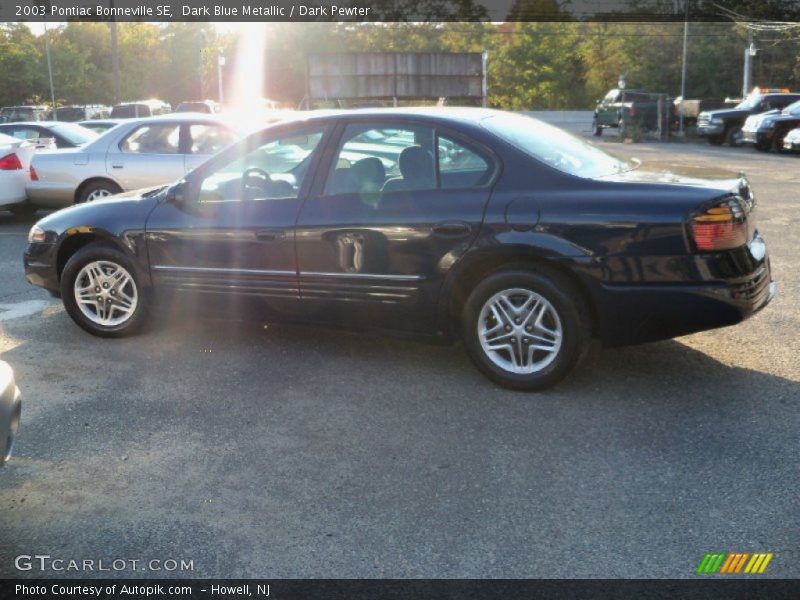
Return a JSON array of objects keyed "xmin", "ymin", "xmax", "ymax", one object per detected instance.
[
  {"xmin": 437, "ymin": 135, "xmax": 491, "ymax": 189},
  {"xmin": 324, "ymin": 123, "xmax": 492, "ymax": 197},
  {"xmin": 325, "ymin": 123, "xmax": 435, "ymax": 196},
  {"xmin": 5, "ymin": 127, "xmax": 41, "ymax": 141},
  {"xmin": 188, "ymin": 124, "xmax": 237, "ymax": 155},
  {"xmin": 120, "ymin": 124, "xmax": 180, "ymax": 154}
]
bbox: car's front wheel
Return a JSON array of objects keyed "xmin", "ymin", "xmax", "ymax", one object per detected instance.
[
  {"xmin": 461, "ymin": 269, "xmax": 589, "ymax": 391},
  {"xmin": 592, "ymin": 117, "xmax": 602, "ymax": 136},
  {"xmin": 725, "ymin": 125, "xmax": 744, "ymax": 147},
  {"xmin": 60, "ymin": 243, "xmax": 148, "ymax": 337}
]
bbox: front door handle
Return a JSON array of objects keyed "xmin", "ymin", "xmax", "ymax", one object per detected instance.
[
  {"xmin": 111, "ymin": 164, "xmax": 123, "ymax": 169},
  {"xmin": 432, "ymin": 221, "xmax": 471, "ymax": 237},
  {"xmin": 255, "ymin": 229, "xmax": 286, "ymax": 241}
]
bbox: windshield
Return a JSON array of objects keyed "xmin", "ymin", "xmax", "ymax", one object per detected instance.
[
  {"xmin": 49, "ymin": 123, "xmax": 99, "ymax": 145},
  {"xmin": 783, "ymin": 100, "xmax": 800, "ymax": 115},
  {"xmin": 481, "ymin": 113, "xmax": 632, "ymax": 178},
  {"xmin": 736, "ymin": 96, "xmax": 762, "ymax": 110}
]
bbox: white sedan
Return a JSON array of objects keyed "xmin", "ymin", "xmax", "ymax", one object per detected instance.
[
  {"xmin": 26, "ymin": 113, "xmax": 247, "ymax": 208},
  {"xmin": 0, "ymin": 132, "xmax": 35, "ymax": 215}
]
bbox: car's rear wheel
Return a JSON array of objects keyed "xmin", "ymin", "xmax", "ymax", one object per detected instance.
[
  {"xmin": 60, "ymin": 243, "xmax": 148, "ymax": 337},
  {"xmin": 461, "ymin": 269, "xmax": 588, "ymax": 391},
  {"xmin": 78, "ymin": 180, "xmax": 121, "ymax": 204}
]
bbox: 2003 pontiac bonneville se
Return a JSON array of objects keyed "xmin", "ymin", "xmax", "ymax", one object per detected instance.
[{"xmin": 24, "ymin": 109, "xmax": 775, "ymax": 390}]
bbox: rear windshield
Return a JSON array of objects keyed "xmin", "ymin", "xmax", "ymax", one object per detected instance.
[
  {"xmin": 53, "ymin": 107, "xmax": 85, "ymax": 121},
  {"xmin": 49, "ymin": 123, "xmax": 99, "ymax": 146},
  {"xmin": 176, "ymin": 102, "xmax": 211, "ymax": 113},
  {"xmin": 481, "ymin": 113, "xmax": 632, "ymax": 178},
  {"xmin": 111, "ymin": 104, "xmax": 150, "ymax": 118}
]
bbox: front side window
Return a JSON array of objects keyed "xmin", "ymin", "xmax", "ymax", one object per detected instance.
[
  {"xmin": 197, "ymin": 128, "xmax": 324, "ymax": 203},
  {"xmin": 188, "ymin": 124, "xmax": 237, "ymax": 155},
  {"xmin": 120, "ymin": 124, "xmax": 180, "ymax": 154}
]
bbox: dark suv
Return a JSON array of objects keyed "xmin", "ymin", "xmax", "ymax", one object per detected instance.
[
  {"xmin": 593, "ymin": 89, "xmax": 661, "ymax": 136},
  {"xmin": 697, "ymin": 92, "xmax": 800, "ymax": 146}
]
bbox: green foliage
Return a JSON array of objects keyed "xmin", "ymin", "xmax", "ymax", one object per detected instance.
[{"xmin": 1, "ymin": 21, "xmax": 799, "ymax": 112}]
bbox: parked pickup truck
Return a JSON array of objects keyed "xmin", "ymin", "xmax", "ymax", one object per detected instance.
[
  {"xmin": 593, "ymin": 89, "xmax": 665, "ymax": 136},
  {"xmin": 697, "ymin": 91, "xmax": 800, "ymax": 146}
]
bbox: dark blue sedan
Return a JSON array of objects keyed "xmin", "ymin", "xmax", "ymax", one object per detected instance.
[{"xmin": 24, "ymin": 109, "xmax": 775, "ymax": 389}]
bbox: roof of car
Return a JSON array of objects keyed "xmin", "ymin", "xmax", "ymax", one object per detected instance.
[
  {"xmin": 0, "ymin": 121, "xmax": 75, "ymax": 127},
  {"xmin": 120, "ymin": 112, "xmax": 227, "ymax": 123},
  {"xmin": 272, "ymin": 107, "xmax": 501, "ymax": 126}
]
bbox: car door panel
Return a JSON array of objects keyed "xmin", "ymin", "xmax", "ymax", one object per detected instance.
[
  {"xmin": 144, "ymin": 123, "xmax": 330, "ymax": 317},
  {"xmin": 145, "ymin": 199, "xmax": 301, "ymax": 314},
  {"xmin": 295, "ymin": 121, "xmax": 493, "ymax": 333},
  {"xmin": 106, "ymin": 122, "xmax": 186, "ymax": 191}
]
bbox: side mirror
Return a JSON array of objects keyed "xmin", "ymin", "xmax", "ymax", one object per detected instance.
[{"xmin": 166, "ymin": 181, "xmax": 186, "ymax": 205}]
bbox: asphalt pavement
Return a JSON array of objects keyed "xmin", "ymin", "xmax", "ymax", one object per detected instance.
[{"xmin": 0, "ymin": 140, "xmax": 798, "ymax": 578}]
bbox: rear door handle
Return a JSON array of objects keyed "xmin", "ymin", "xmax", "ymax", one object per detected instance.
[
  {"xmin": 111, "ymin": 164, "xmax": 123, "ymax": 169},
  {"xmin": 432, "ymin": 222, "xmax": 471, "ymax": 237},
  {"xmin": 255, "ymin": 229, "xmax": 286, "ymax": 241}
]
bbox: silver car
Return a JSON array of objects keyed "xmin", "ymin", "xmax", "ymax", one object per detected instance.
[
  {"xmin": 27, "ymin": 113, "xmax": 242, "ymax": 207},
  {"xmin": 0, "ymin": 360, "xmax": 21, "ymax": 467}
]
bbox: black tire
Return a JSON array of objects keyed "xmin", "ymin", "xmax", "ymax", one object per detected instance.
[
  {"xmin": 725, "ymin": 125, "xmax": 744, "ymax": 147},
  {"xmin": 592, "ymin": 117, "xmax": 602, "ymax": 137},
  {"xmin": 461, "ymin": 268, "xmax": 589, "ymax": 391},
  {"xmin": 77, "ymin": 180, "xmax": 122, "ymax": 204},
  {"xmin": 707, "ymin": 135, "xmax": 724, "ymax": 145},
  {"xmin": 9, "ymin": 203, "xmax": 36, "ymax": 217},
  {"xmin": 773, "ymin": 130, "xmax": 789, "ymax": 153},
  {"xmin": 60, "ymin": 242, "xmax": 149, "ymax": 338}
]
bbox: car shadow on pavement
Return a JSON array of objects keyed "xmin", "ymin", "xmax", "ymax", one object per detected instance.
[{"xmin": 1, "ymin": 306, "xmax": 798, "ymax": 578}]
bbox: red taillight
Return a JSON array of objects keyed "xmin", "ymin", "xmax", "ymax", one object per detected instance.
[
  {"xmin": 29, "ymin": 165, "xmax": 38, "ymax": 181},
  {"xmin": 691, "ymin": 199, "xmax": 747, "ymax": 252},
  {"xmin": 0, "ymin": 152, "xmax": 23, "ymax": 170},
  {"xmin": 628, "ymin": 106, "xmax": 636, "ymax": 117}
]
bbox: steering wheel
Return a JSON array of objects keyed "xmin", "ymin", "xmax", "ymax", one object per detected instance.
[{"xmin": 241, "ymin": 166, "xmax": 272, "ymax": 200}]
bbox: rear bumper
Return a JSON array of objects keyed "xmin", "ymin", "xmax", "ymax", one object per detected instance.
[
  {"xmin": 593, "ymin": 266, "xmax": 774, "ymax": 346},
  {"xmin": 26, "ymin": 181, "xmax": 75, "ymax": 208},
  {"xmin": 585, "ymin": 233, "xmax": 775, "ymax": 346}
]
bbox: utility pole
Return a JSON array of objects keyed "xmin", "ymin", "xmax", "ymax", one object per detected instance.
[
  {"xmin": 679, "ymin": 1, "xmax": 689, "ymax": 135},
  {"xmin": 742, "ymin": 27, "xmax": 756, "ymax": 98},
  {"xmin": 109, "ymin": 0, "xmax": 121, "ymax": 104},
  {"xmin": 43, "ymin": 22, "xmax": 57, "ymax": 119}
]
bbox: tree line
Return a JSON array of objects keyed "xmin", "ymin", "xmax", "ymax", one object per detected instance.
[{"xmin": 1, "ymin": 20, "xmax": 798, "ymax": 111}]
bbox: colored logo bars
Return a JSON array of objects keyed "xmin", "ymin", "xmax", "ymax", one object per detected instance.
[{"xmin": 696, "ymin": 552, "xmax": 773, "ymax": 574}]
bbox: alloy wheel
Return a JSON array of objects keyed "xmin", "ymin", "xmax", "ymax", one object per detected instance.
[
  {"xmin": 477, "ymin": 288, "xmax": 563, "ymax": 375},
  {"xmin": 73, "ymin": 260, "xmax": 138, "ymax": 327},
  {"xmin": 86, "ymin": 188, "xmax": 113, "ymax": 202}
]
